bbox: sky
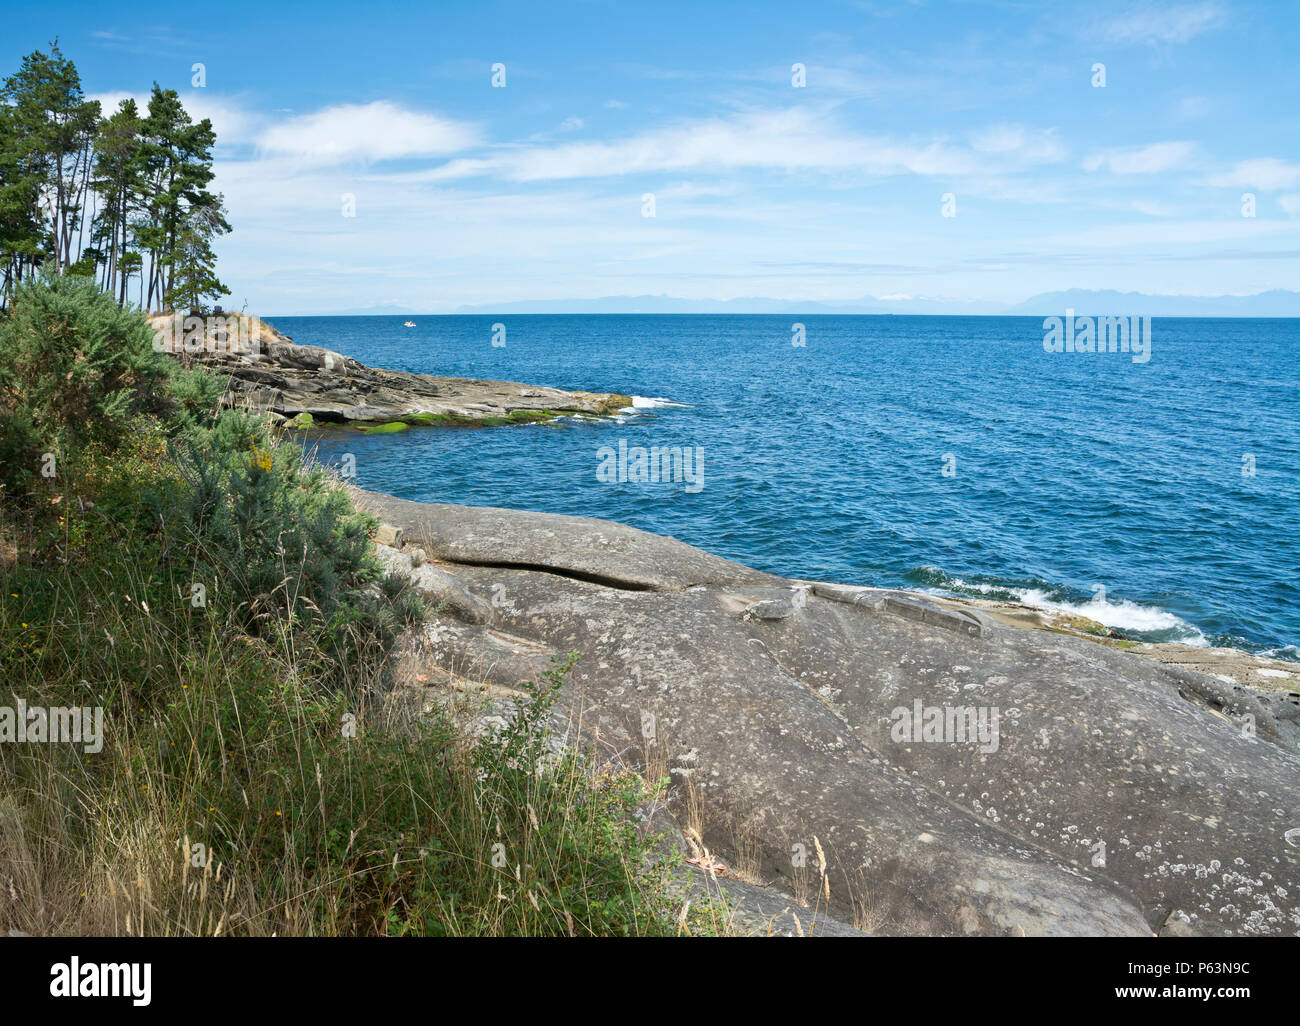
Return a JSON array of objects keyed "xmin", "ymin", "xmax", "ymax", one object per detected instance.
[{"xmin": 5, "ymin": 0, "xmax": 1300, "ymax": 314}]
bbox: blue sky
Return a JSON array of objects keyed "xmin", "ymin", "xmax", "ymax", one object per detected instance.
[{"xmin": 6, "ymin": 0, "xmax": 1300, "ymax": 313}]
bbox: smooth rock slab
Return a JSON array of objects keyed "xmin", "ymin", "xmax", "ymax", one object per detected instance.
[{"xmin": 359, "ymin": 489, "xmax": 1300, "ymax": 936}]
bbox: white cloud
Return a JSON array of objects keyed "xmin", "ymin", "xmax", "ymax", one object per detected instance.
[
  {"xmin": 90, "ymin": 91, "xmax": 261, "ymax": 144},
  {"xmin": 256, "ymin": 101, "xmax": 480, "ymax": 165},
  {"xmin": 969, "ymin": 124, "xmax": 1066, "ymax": 162},
  {"xmin": 173, "ymin": 83, "xmax": 1286, "ymax": 311},
  {"xmin": 182, "ymin": 94, "xmax": 261, "ymax": 144},
  {"xmin": 423, "ymin": 108, "xmax": 1041, "ymax": 183},
  {"xmin": 1206, "ymin": 158, "xmax": 1300, "ymax": 190},
  {"xmin": 1132, "ymin": 200, "xmax": 1178, "ymax": 216},
  {"xmin": 1096, "ymin": 2, "xmax": 1227, "ymax": 45},
  {"xmin": 970, "ymin": 123, "xmax": 1027, "ymax": 154},
  {"xmin": 1083, "ymin": 141, "xmax": 1195, "ymax": 174}
]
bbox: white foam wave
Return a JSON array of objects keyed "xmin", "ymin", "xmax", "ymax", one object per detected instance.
[
  {"xmin": 1032, "ymin": 594, "xmax": 1206, "ymax": 644},
  {"xmin": 630, "ymin": 395, "xmax": 690, "ymax": 409},
  {"xmin": 934, "ymin": 576, "xmax": 1207, "ymax": 644}
]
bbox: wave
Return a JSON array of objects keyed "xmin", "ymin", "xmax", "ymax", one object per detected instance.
[
  {"xmin": 630, "ymin": 395, "xmax": 691, "ymax": 409},
  {"xmin": 909, "ymin": 567, "xmax": 1208, "ymax": 645},
  {"xmin": 1261, "ymin": 644, "xmax": 1300, "ymax": 664}
]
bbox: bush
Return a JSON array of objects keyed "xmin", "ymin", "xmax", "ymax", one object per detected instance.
[
  {"xmin": 165, "ymin": 363, "xmax": 227, "ymax": 432},
  {"xmin": 0, "ymin": 272, "xmax": 170, "ymax": 495},
  {"xmin": 170, "ymin": 408, "xmax": 422, "ymax": 688}
]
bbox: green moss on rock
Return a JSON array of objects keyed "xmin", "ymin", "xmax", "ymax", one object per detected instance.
[
  {"xmin": 372, "ymin": 402, "xmax": 625, "ymax": 431},
  {"xmin": 506, "ymin": 409, "xmax": 558, "ymax": 423}
]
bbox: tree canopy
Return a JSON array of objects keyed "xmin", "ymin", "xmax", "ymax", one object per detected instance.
[{"xmin": 0, "ymin": 41, "xmax": 230, "ymax": 312}]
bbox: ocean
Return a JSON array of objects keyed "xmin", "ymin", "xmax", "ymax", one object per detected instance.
[{"xmin": 267, "ymin": 314, "xmax": 1300, "ymax": 659}]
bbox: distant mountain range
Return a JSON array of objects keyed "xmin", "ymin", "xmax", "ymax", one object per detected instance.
[
  {"xmin": 1000, "ymin": 289, "xmax": 1300, "ymax": 317},
  {"xmin": 451, "ymin": 295, "xmax": 1007, "ymax": 315},
  {"xmin": 307, "ymin": 289, "xmax": 1300, "ymax": 318}
]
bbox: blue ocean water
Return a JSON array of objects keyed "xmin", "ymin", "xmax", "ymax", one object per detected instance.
[{"xmin": 270, "ymin": 314, "xmax": 1300, "ymax": 658}]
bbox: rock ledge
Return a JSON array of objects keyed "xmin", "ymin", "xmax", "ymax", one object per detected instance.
[{"xmin": 150, "ymin": 313, "xmax": 632, "ymax": 428}]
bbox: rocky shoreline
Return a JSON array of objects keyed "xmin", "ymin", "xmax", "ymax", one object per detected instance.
[
  {"xmin": 152, "ymin": 317, "xmax": 1300, "ymax": 934},
  {"xmin": 354, "ymin": 488, "xmax": 1300, "ymax": 937},
  {"xmin": 150, "ymin": 313, "xmax": 631, "ymax": 430}
]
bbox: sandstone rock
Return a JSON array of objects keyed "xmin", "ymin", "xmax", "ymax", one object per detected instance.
[
  {"xmin": 354, "ymin": 492, "xmax": 777, "ymax": 592},
  {"xmin": 150, "ymin": 314, "xmax": 631, "ymax": 426},
  {"xmin": 1158, "ymin": 911, "xmax": 1204, "ymax": 937},
  {"xmin": 407, "ymin": 564, "xmax": 493, "ymax": 625},
  {"xmin": 374, "ymin": 523, "xmax": 403, "ymax": 549},
  {"xmin": 741, "ymin": 597, "xmax": 797, "ymax": 621},
  {"xmin": 674, "ymin": 865, "xmax": 868, "ymax": 937},
  {"xmin": 356, "ymin": 489, "xmax": 1300, "ymax": 937}
]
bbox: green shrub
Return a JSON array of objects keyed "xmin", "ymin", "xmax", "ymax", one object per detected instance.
[
  {"xmin": 0, "ymin": 273, "xmax": 170, "ymax": 495},
  {"xmin": 168, "ymin": 409, "xmax": 422, "ymax": 688},
  {"xmin": 165, "ymin": 363, "xmax": 227, "ymax": 432}
]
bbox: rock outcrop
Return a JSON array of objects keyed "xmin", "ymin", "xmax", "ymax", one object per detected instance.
[
  {"xmin": 356, "ymin": 489, "xmax": 1300, "ymax": 937},
  {"xmin": 149, "ymin": 314, "xmax": 631, "ymax": 427}
]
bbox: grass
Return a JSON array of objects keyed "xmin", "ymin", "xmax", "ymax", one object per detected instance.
[
  {"xmin": 0, "ymin": 278, "xmax": 722, "ymax": 938},
  {"xmin": 0, "ymin": 407, "xmax": 719, "ymax": 938}
]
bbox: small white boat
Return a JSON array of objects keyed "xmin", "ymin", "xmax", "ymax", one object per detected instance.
[{"xmin": 403, "ymin": 320, "xmax": 417, "ymax": 327}]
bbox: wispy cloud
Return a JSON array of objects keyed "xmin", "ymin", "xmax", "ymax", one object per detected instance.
[
  {"xmin": 1206, "ymin": 158, "xmax": 1300, "ymax": 190},
  {"xmin": 1131, "ymin": 199, "xmax": 1179, "ymax": 216},
  {"xmin": 969, "ymin": 123, "xmax": 1066, "ymax": 162},
  {"xmin": 424, "ymin": 108, "xmax": 1071, "ymax": 183},
  {"xmin": 1093, "ymin": 1, "xmax": 1228, "ymax": 45},
  {"xmin": 69, "ymin": 0, "xmax": 1291, "ymax": 311},
  {"xmin": 256, "ymin": 101, "xmax": 480, "ymax": 166},
  {"xmin": 1084, "ymin": 141, "xmax": 1195, "ymax": 174}
]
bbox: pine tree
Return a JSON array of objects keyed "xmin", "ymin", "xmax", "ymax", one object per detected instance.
[
  {"xmin": 0, "ymin": 41, "xmax": 101, "ymax": 276},
  {"xmin": 90, "ymin": 97, "xmax": 144, "ymax": 301},
  {"xmin": 0, "ymin": 99, "xmax": 46, "ymax": 305},
  {"xmin": 168, "ymin": 201, "xmax": 231, "ymax": 312},
  {"xmin": 139, "ymin": 85, "xmax": 229, "ymax": 312},
  {"xmin": 0, "ymin": 48, "xmax": 229, "ymax": 312}
]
